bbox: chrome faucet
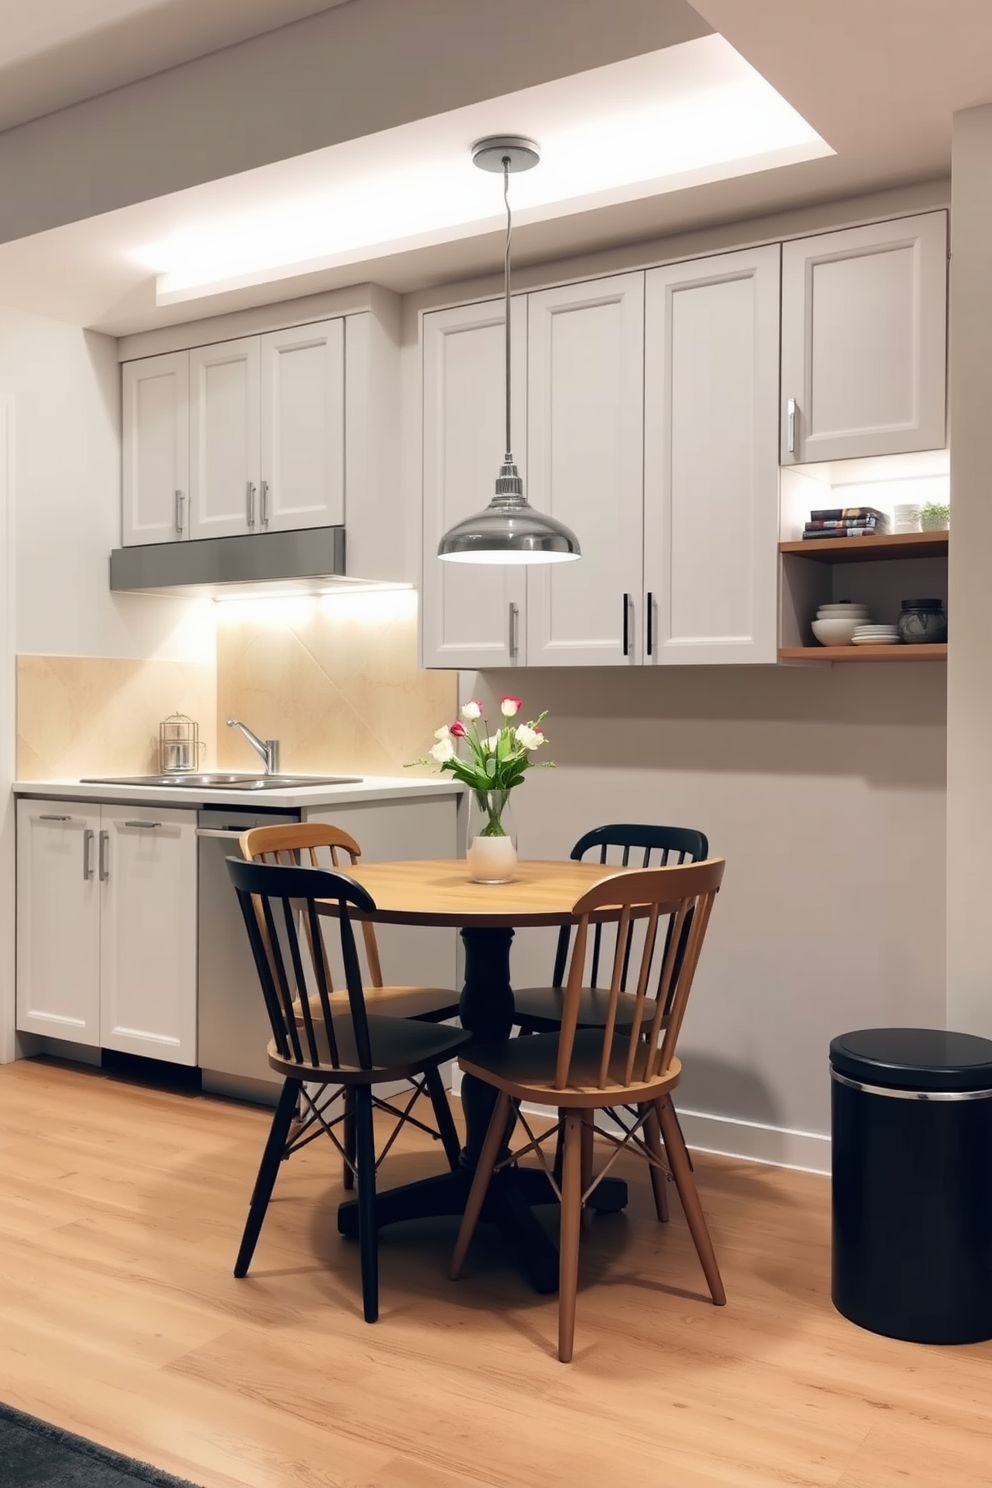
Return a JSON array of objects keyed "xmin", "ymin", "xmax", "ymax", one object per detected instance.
[{"xmin": 226, "ymin": 718, "xmax": 281, "ymax": 775}]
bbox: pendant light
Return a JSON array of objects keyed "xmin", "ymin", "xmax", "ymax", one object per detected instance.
[{"xmin": 437, "ymin": 136, "xmax": 581, "ymax": 565}]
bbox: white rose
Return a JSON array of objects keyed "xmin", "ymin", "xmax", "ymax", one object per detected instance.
[
  {"xmin": 515, "ymin": 724, "xmax": 544, "ymax": 751},
  {"xmin": 460, "ymin": 700, "xmax": 483, "ymax": 721},
  {"xmin": 434, "ymin": 724, "xmax": 451, "ymax": 742},
  {"xmin": 429, "ymin": 738, "xmax": 455, "ymax": 763}
]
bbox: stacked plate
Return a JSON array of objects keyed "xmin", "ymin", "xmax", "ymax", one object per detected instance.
[{"xmin": 852, "ymin": 623, "xmax": 899, "ymax": 647}]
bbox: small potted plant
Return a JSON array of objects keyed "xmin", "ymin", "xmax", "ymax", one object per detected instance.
[{"xmin": 918, "ymin": 500, "xmax": 950, "ymax": 532}]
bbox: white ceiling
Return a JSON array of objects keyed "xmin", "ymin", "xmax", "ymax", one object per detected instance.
[
  {"xmin": 0, "ymin": 0, "xmax": 990, "ymax": 336},
  {"xmin": 0, "ymin": 0, "xmax": 351, "ymax": 131}
]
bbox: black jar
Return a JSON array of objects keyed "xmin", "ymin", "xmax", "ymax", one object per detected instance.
[{"xmin": 897, "ymin": 598, "xmax": 947, "ymax": 645}]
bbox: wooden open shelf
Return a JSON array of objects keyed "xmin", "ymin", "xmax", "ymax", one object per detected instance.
[
  {"xmin": 779, "ymin": 531, "xmax": 948, "ymax": 563},
  {"xmin": 779, "ymin": 644, "xmax": 947, "ymax": 663}
]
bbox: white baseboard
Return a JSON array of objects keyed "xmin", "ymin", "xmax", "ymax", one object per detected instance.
[{"xmin": 451, "ymin": 1069, "xmax": 830, "ymax": 1176}]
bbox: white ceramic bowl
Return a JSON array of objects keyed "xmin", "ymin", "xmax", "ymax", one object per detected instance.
[{"xmin": 811, "ymin": 617, "xmax": 860, "ymax": 646}]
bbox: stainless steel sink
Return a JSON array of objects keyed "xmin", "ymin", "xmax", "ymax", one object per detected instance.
[{"xmin": 80, "ymin": 773, "xmax": 362, "ymax": 790}]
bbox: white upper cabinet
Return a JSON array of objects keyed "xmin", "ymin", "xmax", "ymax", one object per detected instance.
[
  {"xmin": 188, "ymin": 336, "xmax": 261, "ymax": 540},
  {"xmin": 122, "ymin": 352, "xmax": 190, "ymax": 545},
  {"xmin": 525, "ymin": 275, "xmax": 645, "ymax": 666},
  {"xmin": 259, "ymin": 321, "xmax": 345, "ymax": 533},
  {"xmin": 99, "ymin": 807, "xmax": 198, "ymax": 1065},
  {"xmin": 421, "ymin": 297, "xmax": 528, "ymax": 669},
  {"xmin": 644, "ymin": 245, "xmax": 781, "ymax": 665},
  {"xmin": 781, "ymin": 211, "xmax": 947, "ymax": 464},
  {"xmin": 16, "ymin": 801, "xmax": 101, "ymax": 1046}
]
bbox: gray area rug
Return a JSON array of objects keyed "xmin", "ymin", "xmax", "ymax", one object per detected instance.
[{"xmin": 0, "ymin": 1401, "xmax": 204, "ymax": 1487}]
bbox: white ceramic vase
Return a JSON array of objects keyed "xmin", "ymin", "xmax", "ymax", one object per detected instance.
[{"xmin": 465, "ymin": 789, "xmax": 517, "ymax": 883}]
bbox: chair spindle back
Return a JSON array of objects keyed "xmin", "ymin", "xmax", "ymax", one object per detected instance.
[
  {"xmin": 554, "ymin": 859, "xmax": 724, "ymax": 1092},
  {"xmin": 226, "ymin": 856, "xmax": 377, "ymax": 1072}
]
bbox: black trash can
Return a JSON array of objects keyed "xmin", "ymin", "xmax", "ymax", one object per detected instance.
[{"xmin": 830, "ymin": 1027, "xmax": 992, "ymax": 1344}]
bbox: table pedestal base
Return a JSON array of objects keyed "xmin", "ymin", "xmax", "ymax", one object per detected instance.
[
  {"xmin": 337, "ymin": 1164, "xmax": 627, "ymax": 1295},
  {"xmin": 336, "ymin": 920, "xmax": 628, "ymax": 1294}
]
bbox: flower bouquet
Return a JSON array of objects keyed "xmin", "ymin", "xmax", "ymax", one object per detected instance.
[{"xmin": 411, "ymin": 695, "xmax": 553, "ymax": 882}]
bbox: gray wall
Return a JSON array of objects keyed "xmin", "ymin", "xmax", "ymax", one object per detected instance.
[{"xmin": 463, "ymin": 664, "xmax": 946, "ymax": 1171}]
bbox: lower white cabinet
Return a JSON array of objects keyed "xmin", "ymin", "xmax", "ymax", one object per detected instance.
[{"xmin": 16, "ymin": 800, "xmax": 198, "ymax": 1064}]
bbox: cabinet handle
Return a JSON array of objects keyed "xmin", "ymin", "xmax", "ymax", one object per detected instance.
[
  {"xmin": 174, "ymin": 489, "xmax": 185, "ymax": 535},
  {"xmin": 124, "ymin": 819, "xmax": 161, "ymax": 829},
  {"xmin": 787, "ymin": 397, "xmax": 798, "ymax": 455},
  {"xmin": 98, "ymin": 830, "xmax": 109, "ymax": 882},
  {"xmin": 508, "ymin": 602, "xmax": 519, "ymax": 660},
  {"xmin": 83, "ymin": 828, "xmax": 94, "ymax": 880},
  {"xmin": 260, "ymin": 480, "xmax": 269, "ymax": 528},
  {"xmin": 622, "ymin": 593, "xmax": 631, "ymax": 657},
  {"xmin": 246, "ymin": 481, "xmax": 256, "ymax": 529},
  {"xmin": 646, "ymin": 592, "xmax": 654, "ymax": 657},
  {"xmin": 39, "ymin": 813, "xmax": 72, "ymax": 821}
]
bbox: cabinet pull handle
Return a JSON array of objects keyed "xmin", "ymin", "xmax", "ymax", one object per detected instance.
[
  {"xmin": 622, "ymin": 593, "xmax": 631, "ymax": 657},
  {"xmin": 174, "ymin": 489, "xmax": 185, "ymax": 535},
  {"xmin": 246, "ymin": 481, "xmax": 256, "ymax": 529},
  {"xmin": 646, "ymin": 592, "xmax": 654, "ymax": 656},
  {"xmin": 83, "ymin": 828, "xmax": 94, "ymax": 880},
  {"xmin": 508, "ymin": 602, "xmax": 519, "ymax": 660},
  {"xmin": 98, "ymin": 830, "xmax": 110, "ymax": 882},
  {"xmin": 39, "ymin": 813, "xmax": 72, "ymax": 821},
  {"xmin": 260, "ymin": 480, "xmax": 269, "ymax": 528},
  {"xmin": 124, "ymin": 820, "xmax": 161, "ymax": 829},
  {"xmin": 787, "ymin": 396, "xmax": 798, "ymax": 455}
]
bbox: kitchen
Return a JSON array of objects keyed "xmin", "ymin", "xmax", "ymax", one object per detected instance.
[{"xmin": 0, "ymin": 1, "xmax": 990, "ymax": 1483}]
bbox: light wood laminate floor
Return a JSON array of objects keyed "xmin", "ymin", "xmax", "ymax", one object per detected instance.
[{"xmin": 1, "ymin": 1059, "xmax": 990, "ymax": 1488}]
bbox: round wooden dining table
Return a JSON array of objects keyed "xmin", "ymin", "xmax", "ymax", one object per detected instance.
[{"xmin": 321, "ymin": 857, "xmax": 639, "ymax": 1294}]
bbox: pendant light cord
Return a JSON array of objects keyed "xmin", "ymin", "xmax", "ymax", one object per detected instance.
[{"xmin": 503, "ymin": 156, "xmax": 513, "ymax": 461}]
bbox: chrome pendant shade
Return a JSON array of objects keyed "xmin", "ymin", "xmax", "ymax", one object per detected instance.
[{"xmin": 437, "ymin": 136, "xmax": 581, "ymax": 566}]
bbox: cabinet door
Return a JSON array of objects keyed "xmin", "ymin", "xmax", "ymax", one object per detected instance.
[
  {"xmin": 260, "ymin": 320, "xmax": 345, "ymax": 533},
  {"xmin": 16, "ymin": 800, "xmax": 101, "ymax": 1045},
  {"xmin": 644, "ymin": 245, "xmax": 781, "ymax": 665},
  {"xmin": 421, "ymin": 298, "xmax": 527, "ymax": 668},
  {"xmin": 99, "ymin": 807, "xmax": 197, "ymax": 1065},
  {"xmin": 781, "ymin": 211, "xmax": 947, "ymax": 463},
  {"xmin": 122, "ymin": 352, "xmax": 189, "ymax": 546},
  {"xmin": 526, "ymin": 275, "xmax": 645, "ymax": 665},
  {"xmin": 188, "ymin": 337, "xmax": 261, "ymax": 539}
]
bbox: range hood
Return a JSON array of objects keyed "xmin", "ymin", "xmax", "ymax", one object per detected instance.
[{"xmin": 109, "ymin": 527, "xmax": 374, "ymax": 600}]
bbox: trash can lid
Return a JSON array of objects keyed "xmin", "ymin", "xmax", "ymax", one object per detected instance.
[{"xmin": 830, "ymin": 1028, "xmax": 992, "ymax": 1092}]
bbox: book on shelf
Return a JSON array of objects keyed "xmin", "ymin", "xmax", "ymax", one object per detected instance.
[
  {"xmin": 809, "ymin": 506, "xmax": 889, "ymax": 522},
  {"xmin": 802, "ymin": 526, "xmax": 886, "ymax": 540},
  {"xmin": 804, "ymin": 517, "xmax": 889, "ymax": 531}
]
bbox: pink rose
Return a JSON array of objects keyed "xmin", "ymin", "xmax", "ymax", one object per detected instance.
[
  {"xmin": 500, "ymin": 695, "xmax": 522, "ymax": 718},
  {"xmin": 450, "ymin": 720, "xmax": 466, "ymax": 737}
]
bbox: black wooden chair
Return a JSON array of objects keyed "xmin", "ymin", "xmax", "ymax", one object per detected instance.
[
  {"xmin": 513, "ymin": 824, "xmax": 709, "ymax": 1035},
  {"xmin": 226, "ymin": 856, "xmax": 471, "ymax": 1322}
]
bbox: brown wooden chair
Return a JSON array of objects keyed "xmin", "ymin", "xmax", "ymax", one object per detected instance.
[
  {"xmin": 449, "ymin": 859, "xmax": 726, "ymax": 1363},
  {"xmin": 240, "ymin": 822, "xmax": 461, "ymax": 1188},
  {"xmin": 227, "ymin": 856, "xmax": 471, "ymax": 1322}
]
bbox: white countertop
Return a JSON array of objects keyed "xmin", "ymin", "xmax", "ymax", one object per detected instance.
[{"xmin": 12, "ymin": 775, "xmax": 463, "ymax": 810}]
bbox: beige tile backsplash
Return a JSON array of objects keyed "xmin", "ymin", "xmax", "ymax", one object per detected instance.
[
  {"xmin": 16, "ymin": 591, "xmax": 456, "ymax": 781},
  {"xmin": 216, "ymin": 589, "xmax": 456, "ymax": 777},
  {"xmin": 17, "ymin": 655, "xmax": 217, "ymax": 778}
]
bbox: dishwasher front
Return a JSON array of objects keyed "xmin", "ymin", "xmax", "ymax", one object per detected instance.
[{"xmin": 197, "ymin": 807, "xmax": 299, "ymax": 1105}]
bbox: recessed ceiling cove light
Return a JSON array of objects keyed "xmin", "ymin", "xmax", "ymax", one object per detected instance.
[{"xmin": 131, "ymin": 37, "xmax": 831, "ymax": 305}]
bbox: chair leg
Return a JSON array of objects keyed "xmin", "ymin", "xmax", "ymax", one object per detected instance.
[
  {"xmin": 353, "ymin": 1084, "xmax": 379, "ymax": 1323},
  {"xmin": 580, "ymin": 1111, "xmax": 594, "ymax": 1225},
  {"xmin": 641, "ymin": 1103, "xmax": 670, "ymax": 1223},
  {"xmin": 342, "ymin": 1087, "xmax": 356, "ymax": 1191},
  {"xmin": 558, "ymin": 1111, "xmax": 584, "ymax": 1364},
  {"xmin": 234, "ymin": 1078, "xmax": 299, "ymax": 1279},
  {"xmin": 450, "ymin": 1090, "xmax": 511, "ymax": 1280},
  {"xmin": 423, "ymin": 1065, "xmax": 463, "ymax": 1170},
  {"xmin": 656, "ymin": 1095, "xmax": 726, "ymax": 1306}
]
